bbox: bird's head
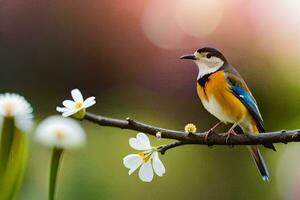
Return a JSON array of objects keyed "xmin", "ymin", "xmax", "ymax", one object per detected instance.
[{"xmin": 181, "ymin": 47, "xmax": 227, "ymax": 78}]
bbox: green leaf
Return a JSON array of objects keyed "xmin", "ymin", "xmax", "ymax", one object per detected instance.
[{"xmin": 0, "ymin": 128, "xmax": 28, "ymax": 200}]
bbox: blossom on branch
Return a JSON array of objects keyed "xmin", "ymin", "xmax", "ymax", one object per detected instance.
[
  {"xmin": 56, "ymin": 89, "xmax": 96, "ymax": 119},
  {"xmin": 123, "ymin": 133, "xmax": 165, "ymax": 182},
  {"xmin": 184, "ymin": 123, "xmax": 197, "ymax": 134}
]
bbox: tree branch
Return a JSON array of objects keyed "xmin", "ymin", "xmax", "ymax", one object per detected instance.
[
  {"xmin": 158, "ymin": 141, "xmax": 191, "ymax": 155},
  {"xmin": 84, "ymin": 112, "xmax": 300, "ymax": 154}
]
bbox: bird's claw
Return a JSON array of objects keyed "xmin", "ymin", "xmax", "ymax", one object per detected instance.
[
  {"xmin": 204, "ymin": 131, "xmax": 212, "ymax": 143},
  {"xmin": 220, "ymin": 130, "xmax": 238, "ymax": 143}
]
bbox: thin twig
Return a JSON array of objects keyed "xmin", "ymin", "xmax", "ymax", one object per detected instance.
[{"xmin": 158, "ymin": 141, "xmax": 191, "ymax": 155}]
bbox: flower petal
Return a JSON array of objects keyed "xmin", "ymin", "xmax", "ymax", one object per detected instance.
[
  {"xmin": 123, "ymin": 154, "xmax": 143, "ymax": 175},
  {"xmin": 136, "ymin": 133, "xmax": 151, "ymax": 148},
  {"xmin": 129, "ymin": 138, "xmax": 149, "ymax": 151},
  {"xmin": 56, "ymin": 107, "xmax": 68, "ymax": 112},
  {"xmin": 83, "ymin": 97, "xmax": 96, "ymax": 108},
  {"xmin": 138, "ymin": 161, "xmax": 153, "ymax": 182},
  {"xmin": 62, "ymin": 109, "xmax": 78, "ymax": 117},
  {"xmin": 63, "ymin": 100, "xmax": 75, "ymax": 108},
  {"xmin": 71, "ymin": 89, "xmax": 84, "ymax": 103},
  {"xmin": 152, "ymin": 152, "xmax": 165, "ymax": 176}
]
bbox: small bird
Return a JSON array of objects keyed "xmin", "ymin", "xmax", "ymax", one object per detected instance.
[{"xmin": 181, "ymin": 47, "xmax": 275, "ymax": 181}]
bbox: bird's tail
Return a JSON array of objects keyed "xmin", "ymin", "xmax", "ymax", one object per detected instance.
[
  {"xmin": 248, "ymin": 145, "xmax": 270, "ymax": 182},
  {"xmin": 242, "ymin": 123, "xmax": 270, "ymax": 182}
]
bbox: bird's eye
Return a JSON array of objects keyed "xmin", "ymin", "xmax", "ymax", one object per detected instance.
[{"xmin": 206, "ymin": 54, "xmax": 212, "ymax": 59}]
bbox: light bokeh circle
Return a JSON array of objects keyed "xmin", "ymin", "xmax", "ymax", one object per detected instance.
[{"xmin": 174, "ymin": 0, "xmax": 225, "ymax": 38}]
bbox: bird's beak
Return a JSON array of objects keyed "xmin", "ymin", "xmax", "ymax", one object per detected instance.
[{"xmin": 180, "ymin": 54, "xmax": 196, "ymax": 60}]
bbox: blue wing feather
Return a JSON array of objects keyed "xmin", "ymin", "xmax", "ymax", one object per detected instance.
[
  {"xmin": 224, "ymin": 72, "xmax": 265, "ymax": 132},
  {"xmin": 222, "ymin": 68, "xmax": 275, "ymax": 150}
]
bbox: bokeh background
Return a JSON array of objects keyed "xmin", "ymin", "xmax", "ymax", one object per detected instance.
[{"xmin": 0, "ymin": 0, "xmax": 300, "ymax": 199}]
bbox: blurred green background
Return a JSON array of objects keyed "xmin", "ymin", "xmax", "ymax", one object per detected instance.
[{"xmin": 0, "ymin": 0, "xmax": 300, "ymax": 199}]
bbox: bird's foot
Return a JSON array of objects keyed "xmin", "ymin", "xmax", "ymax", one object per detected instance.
[
  {"xmin": 204, "ymin": 131, "xmax": 213, "ymax": 145},
  {"xmin": 220, "ymin": 130, "xmax": 238, "ymax": 143},
  {"xmin": 204, "ymin": 121, "xmax": 222, "ymax": 144}
]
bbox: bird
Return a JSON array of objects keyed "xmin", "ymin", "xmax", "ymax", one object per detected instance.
[{"xmin": 180, "ymin": 47, "xmax": 275, "ymax": 182}]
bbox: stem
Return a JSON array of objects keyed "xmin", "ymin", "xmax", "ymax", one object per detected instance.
[
  {"xmin": 49, "ymin": 148, "xmax": 63, "ymax": 200},
  {"xmin": 0, "ymin": 117, "xmax": 15, "ymax": 175}
]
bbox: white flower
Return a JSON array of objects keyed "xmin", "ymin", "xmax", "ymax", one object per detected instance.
[
  {"xmin": 35, "ymin": 116, "xmax": 86, "ymax": 149},
  {"xmin": 123, "ymin": 133, "xmax": 166, "ymax": 182},
  {"xmin": 0, "ymin": 93, "xmax": 33, "ymax": 133},
  {"xmin": 56, "ymin": 89, "xmax": 96, "ymax": 118}
]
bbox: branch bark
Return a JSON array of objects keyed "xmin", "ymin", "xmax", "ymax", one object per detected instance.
[{"xmin": 84, "ymin": 112, "xmax": 300, "ymax": 153}]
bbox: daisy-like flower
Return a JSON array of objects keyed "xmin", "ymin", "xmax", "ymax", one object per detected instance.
[
  {"xmin": 0, "ymin": 93, "xmax": 33, "ymax": 133},
  {"xmin": 35, "ymin": 116, "xmax": 86, "ymax": 149},
  {"xmin": 35, "ymin": 116, "xmax": 86, "ymax": 200},
  {"xmin": 0, "ymin": 93, "xmax": 33, "ymax": 199},
  {"xmin": 123, "ymin": 133, "xmax": 166, "ymax": 182},
  {"xmin": 56, "ymin": 89, "xmax": 96, "ymax": 119}
]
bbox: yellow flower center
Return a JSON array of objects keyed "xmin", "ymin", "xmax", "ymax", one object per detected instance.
[
  {"xmin": 138, "ymin": 152, "xmax": 151, "ymax": 163},
  {"xmin": 74, "ymin": 102, "xmax": 83, "ymax": 109},
  {"xmin": 55, "ymin": 130, "xmax": 65, "ymax": 140},
  {"xmin": 3, "ymin": 102, "xmax": 13, "ymax": 117}
]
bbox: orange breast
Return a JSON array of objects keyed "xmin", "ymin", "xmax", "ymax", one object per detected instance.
[{"xmin": 196, "ymin": 71, "xmax": 248, "ymax": 123}]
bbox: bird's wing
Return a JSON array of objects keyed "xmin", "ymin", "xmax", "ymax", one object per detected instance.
[{"xmin": 224, "ymin": 69, "xmax": 265, "ymax": 132}]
